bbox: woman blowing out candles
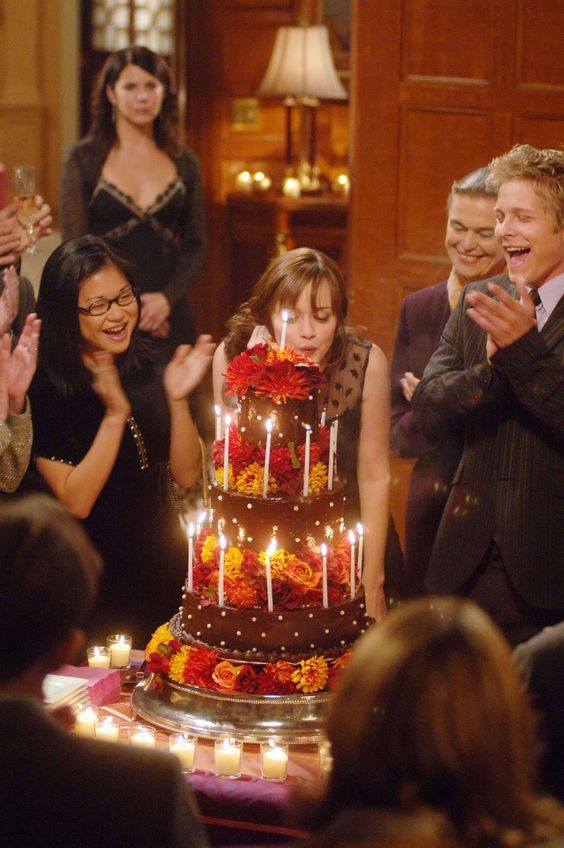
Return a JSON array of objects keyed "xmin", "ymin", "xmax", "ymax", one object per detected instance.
[
  {"xmin": 30, "ymin": 235, "xmax": 215, "ymax": 644},
  {"xmin": 60, "ymin": 46, "xmax": 206, "ymax": 351},
  {"xmin": 212, "ymin": 248, "xmax": 404, "ymax": 621}
]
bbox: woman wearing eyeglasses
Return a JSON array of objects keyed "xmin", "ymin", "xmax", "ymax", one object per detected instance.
[{"xmin": 29, "ymin": 235, "xmax": 215, "ymax": 644}]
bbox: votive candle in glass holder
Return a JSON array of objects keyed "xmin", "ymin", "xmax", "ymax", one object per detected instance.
[
  {"xmin": 74, "ymin": 705, "xmax": 98, "ymax": 738},
  {"xmin": 95, "ymin": 715, "xmax": 120, "ymax": 742},
  {"xmin": 214, "ymin": 735, "xmax": 242, "ymax": 779},
  {"xmin": 169, "ymin": 732, "xmax": 197, "ymax": 772},
  {"xmin": 128, "ymin": 725, "xmax": 156, "ymax": 749},
  {"xmin": 87, "ymin": 646, "xmax": 110, "ymax": 669},
  {"xmin": 106, "ymin": 634, "xmax": 132, "ymax": 668},
  {"xmin": 260, "ymin": 738, "xmax": 288, "ymax": 781}
]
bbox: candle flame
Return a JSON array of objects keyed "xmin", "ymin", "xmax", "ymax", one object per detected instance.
[
  {"xmin": 265, "ymin": 418, "xmax": 272, "ymax": 433},
  {"xmin": 267, "ymin": 538, "xmax": 277, "ymax": 556},
  {"xmin": 219, "ymin": 534, "xmax": 227, "ymax": 551},
  {"xmin": 320, "ymin": 543, "xmax": 327, "ymax": 557},
  {"xmin": 356, "ymin": 522, "xmax": 364, "ymax": 537},
  {"xmin": 348, "ymin": 530, "xmax": 356, "ymax": 545},
  {"xmin": 281, "ymin": 309, "xmax": 289, "ymax": 322},
  {"xmin": 188, "ymin": 522, "xmax": 195, "ymax": 538},
  {"xmin": 198, "ymin": 511, "xmax": 207, "ymax": 525},
  {"xmin": 224, "ymin": 413, "xmax": 231, "ymax": 426},
  {"xmin": 214, "ymin": 404, "xmax": 221, "ymax": 416}
]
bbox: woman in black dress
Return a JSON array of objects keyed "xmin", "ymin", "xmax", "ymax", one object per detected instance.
[
  {"xmin": 30, "ymin": 235, "xmax": 214, "ymax": 645},
  {"xmin": 60, "ymin": 46, "xmax": 206, "ymax": 351}
]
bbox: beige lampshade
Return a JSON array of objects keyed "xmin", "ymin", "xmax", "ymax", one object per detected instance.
[{"xmin": 258, "ymin": 25, "xmax": 347, "ymax": 100}]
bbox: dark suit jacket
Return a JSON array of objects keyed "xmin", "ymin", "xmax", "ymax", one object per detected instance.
[
  {"xmin": 390, "ymin": 281, "xmax": 462, "ymax": 595},
  {"xmin": 0, "ymin": 695, "xmax": 209, "ymax": 848},
  {"xmin": 412, "ymin": 275, "xmax": 564, "ymax": 607},
  {"xmin": 514, "ymin": 622, "xmax": 564, "ymax": 801}
]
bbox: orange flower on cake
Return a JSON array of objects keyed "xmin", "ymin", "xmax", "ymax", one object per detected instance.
[
  {"xmin": 286, "ymin": 557, "xmax": 320, "ymax": 591},
  {"xmin": 212, "ymin": 660, "xmax": 243, "ymax": 693},
  {"xmin": 291, "ymin": 655, "xmax": 329, "ymax": 694},
  {"xmin": 258, "ymin": 547, "xmax": 289, "ymax": 580},
  {"xmin": 223, "ymin": 547, "xmax": 244, "ymax": 578},
  {"xmin": 200, "ymin": 533, "xmax": 218, "ymax": 565},
  {"xmin": 145, "ymin": 622, "xmax": 175, "ymax": 660},
  {"xmin": 235, "ymin": 462, "xmax": 278, "ymax": 496},
  {"xmin": 225, "ymin": 577, "xmax": 260, "ymax": 609}
]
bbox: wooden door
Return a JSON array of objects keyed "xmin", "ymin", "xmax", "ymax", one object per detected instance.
[{"xmin": 347, "ymin": 0, "xmax": 564, "ymax": 542}]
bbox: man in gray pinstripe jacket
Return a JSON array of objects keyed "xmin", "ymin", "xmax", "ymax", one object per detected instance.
[{"xmin": 413, "ymin": 144, "xmax": 564, "ymax": 646}]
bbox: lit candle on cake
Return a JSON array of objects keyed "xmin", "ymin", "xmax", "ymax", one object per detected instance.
[
  {"xmin": 320, "ymin": 408, "xmax": 326, "ymax": 428},
  {"xmin": 303, "ymin": 425, "xmax": 311, "ymax": 497},
  {"xmin": 74, "ymin": 705, "xmax": 98, "ymax": 738},
  {"xmin": 87, "ymin": 646, "xmax": 110, "ymax": 669},
  {"xmin": 265, "ymin": 538, "xmax": 276, "ymax": 613},
  {"xmin": 263, "ymin": 418, "xmax": 273, "ymax": 498},
  {"xmin": 187, "ymin": 522, "xmax": 195, "ymax": 592},
  {"xmin": 214, "ymin": 404, "xmax": 222, "ymax": 441},
  {"xmin": 196, "ymin": 510, "xmax": 207, "ymax": 538},
  {"xmin": 320, "ymin": 543, "xmax": 329, "ymax": 609},
  {"xmin": 349, "ymin": 530, "xmax": 356, "ymax": 599},
  {"xmin": 328, "ymin": 419, "xmax": 338, "ymax": 491},
  {"xmin": 223, "ymin": 414, "xmax": 231, "ymax": 491},
  {"xmin": 356, "ymin": 523, "xmax": 364, "ymax": 580},
  {"xmin": 280, "ymin": 310, "xmax": 289, "ymax": 349},
  {"xmin": 218, "ymin": 534, "xmax": 226, "ymax": 607}
]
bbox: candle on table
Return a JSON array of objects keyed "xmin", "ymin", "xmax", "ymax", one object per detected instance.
[
  {"xmin": 279, "ymin": 310, "xmax": 289, "ymax": 349},
  {"xmin": 260, "ymin": 739, "xmax": 288, "ymax": 781},
  {"xmin": 214, "ymin": 404, "xmax": 222, "ymax": 441},
  {"xmin": 302, "ymin": 425, "xmax": 311, "ymax": 498},
  {"xmin": 282, "ymin": 177, "xmax": 300, "ymax": 198},
  {"xmin": 74, "ymin": 706, "xmax": 98, "ymax": 738},
  {"xmin": 106, "ymin": 634, "xmax": 132, "ymax": 668},
  {"xmin": 170, "ymin": 733, "xmax": 197, "ymax": 772},
  {"xmin": 223, "ymin": 414, "xmax": 231, "ymax": 491},
  {"xmin": 187, "ymin": 522, "xmax": 195, "ymax": 592},
  {"xmin": 214, "ymin": 736, "xmax": 242, "ymax": 778},
  {"xmin": 263, "ymin": 419, "xmax": 273, "ymax": 498},
  {"xmin": 95, "ymin": 716, "xmax": 120, "ymax": 742},
  {"xmin": 218, "ymin": 535, "xmax": 226, "ymax": 607},
  {"xmin": 349, "ymin": 530, "xmax": 356, "ymax": 599},
  {"xmin": 320, "ymin": 543, "xmax": 329, "ymax": 609},
  {"xmin": 265, "ymin": 538, "xmax": 276, "ymax": 613},
  {"xmin": 129, "ymin": 725, "xmax": 156, "ymax": 749},
  {"xmin": 87, "ymin": 646, "xmax": 110, "ymax": 669},
  {"xmin": 356, "ymin": 522, "xmax": 364, "ymax": 581}
]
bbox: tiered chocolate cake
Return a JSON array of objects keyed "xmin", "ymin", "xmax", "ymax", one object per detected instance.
[{"xmin": 146, "ymin": 344, "xmax": 372, "ymax": 697}]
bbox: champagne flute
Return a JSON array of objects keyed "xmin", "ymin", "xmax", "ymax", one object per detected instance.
[{"xmin": 13, "ymin": 164, "xmax": 37, "ymax": 254}]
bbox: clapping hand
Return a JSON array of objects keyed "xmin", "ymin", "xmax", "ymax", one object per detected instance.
[
  {"xmin": 0, "ymin": 312, "xmax": 41, "ymax": 418},
  {"xmin": 164, "ymin": 334, "xmax": 215, "ymax": 402},
  {"xmin": 0, "ymin": 266, "xmax": 19, "ymax": 335},
  {"xmin": 400, "ymin": 371, "xmax": 420, "ymax": 402},
  {"xmin": 91, "ymin": 351, "xmax": 131, "ymax": 419}
]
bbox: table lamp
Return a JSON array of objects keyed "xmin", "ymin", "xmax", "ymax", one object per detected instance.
[{"xmin": 257, "ymin": 24, "xmax": 347, "ymax": 194}]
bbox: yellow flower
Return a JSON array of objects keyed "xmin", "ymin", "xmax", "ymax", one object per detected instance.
[
  {"xmin": 145, "ymin": 622, "xmax": 174, "ymax": 660},
  {"xmin": 309, "ymin": 461, "xmax": 328, "ymax": 493},
  {"xmin": 235, "ymin": 462, "xmax": 277, "ymax": 496},
  {"xmin": 291, "ymin": 655, "xmax": 329, "ymax": 694},
  {"xmin": 201, "ymin": 533, "xmax": 218, "ymax": 564},
  {"xmin": 258, "ymin": 547, "xmax": 289, "ymax": 579},
  {"xmin": 224, "ymin": 546, "xmax": 244, "ymax": 578},
  {"xmin": 215, "ymin": 465, "xmax": 235, "ymax": 489},
  {"xmin": 169, "ymin": 645, "xmax": 193, "ymax": 684}
]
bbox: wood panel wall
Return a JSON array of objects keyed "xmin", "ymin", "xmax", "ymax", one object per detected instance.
[{"xmin": 348, "ymin": 0, "xmax": 564, "ymax": 542}]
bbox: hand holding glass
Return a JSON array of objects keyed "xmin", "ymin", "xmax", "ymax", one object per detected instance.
[{"xmin": 13, "ymin": 165, "xmax": 37, "ymax": 254}]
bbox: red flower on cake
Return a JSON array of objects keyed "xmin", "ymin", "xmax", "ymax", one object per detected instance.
[
  {"xmin": 235, "ymin": 664, "xmax": 258, "ymax": 694},
  {"xmin": 269, "ymin": 445, "xmax": 293, "ymax": 478},
  {"xmin": 254, "ymin": 361, "xmax": 318, "ymax": 404},
  {"xmin": 225, "ymin": 577, "xmax": 260, "ymax": 609},
  {"xmin": 297, "ymin": 441, "xmax": 322, "ymax": 466},
  {"xmin": 241, "ymin": 549, "xmax": 260, "ymax": 575},
  {"xmin": 224, "ymin": 349, "xmax": 264, "ymax": 396},
  {"xmin": 271, "ymin": 578, "xmax": 301, "ymax": 609},
  {"xmin": 146, "ymin": 651, "xmax": 171, "ymax": 675},
  {"xmin": 183, "ymin": 645, "xmax": 219, "ymax": 688},
  {"xmin": 224, "ymin": 343, "xmax": 326, "ymax": 401}
]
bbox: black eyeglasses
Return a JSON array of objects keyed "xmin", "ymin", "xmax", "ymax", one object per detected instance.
[{"xmin": 78, "ymin": 287, "xmax": 138, "ymax": 317}]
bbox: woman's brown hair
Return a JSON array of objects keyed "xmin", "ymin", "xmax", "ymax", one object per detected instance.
[
  {"xmin": 224, "ymin": 248, "xmax": 348, "ymax": 364},
  {"xmin": 295, "ymin": 597, "xmax": 564, "ymax": 847},
  {"xmin": 90, "ymin": 45, "xmax": 180, "ymax": 155}
]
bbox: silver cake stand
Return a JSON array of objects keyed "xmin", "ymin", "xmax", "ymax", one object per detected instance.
[{"xmin": 131, "ymin": 675, "xmax": 331, "ymax": 743}]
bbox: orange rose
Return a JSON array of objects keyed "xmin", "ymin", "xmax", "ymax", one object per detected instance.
[
  {"xmin": 286, "ymin": 557, "xmax": 320, "ymax": 590},
  {"xmin": 212, "ymin": 660, "xmax": 241, "ymax": 693}
]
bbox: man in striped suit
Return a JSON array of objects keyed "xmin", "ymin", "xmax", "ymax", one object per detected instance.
[{"xmin": 413, "ymin": 144, "xmax": 564, "ymax": 646}]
